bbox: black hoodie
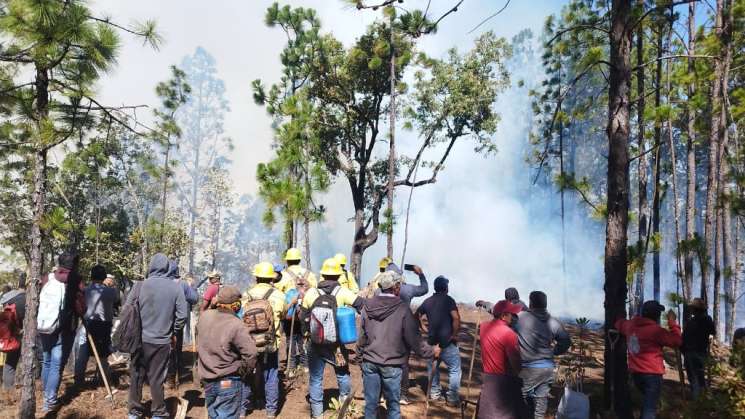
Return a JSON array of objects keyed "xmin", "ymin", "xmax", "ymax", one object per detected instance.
[{"xmin": 358, "ymin": 293, "xmax": 434, "ymax": 366}]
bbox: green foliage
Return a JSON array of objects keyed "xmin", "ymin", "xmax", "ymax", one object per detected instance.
[{"xmin": 685, "ymin": 343, "xmax": 745, "ymax": 418}]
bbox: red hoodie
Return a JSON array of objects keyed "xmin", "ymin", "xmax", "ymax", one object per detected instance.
[{"xmin": 615, "ymin": 316, "xmax": 682, "ymax": 375}]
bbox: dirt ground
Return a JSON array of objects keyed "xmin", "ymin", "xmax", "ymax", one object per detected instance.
[{"xmin": 0, "ymin": 305, "xmax": 690, "ymax": 418}]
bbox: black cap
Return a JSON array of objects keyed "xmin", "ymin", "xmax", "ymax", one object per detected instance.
[
  {"xmin": 58, "ymin": 252, "xmax": 79, "ymax": 270},
  {"xmin": 641, "ymin": 300, "xmax": 665, "ymax": 318}
]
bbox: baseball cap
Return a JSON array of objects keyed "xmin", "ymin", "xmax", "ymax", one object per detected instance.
[
  {"xmin": 493, "ymin": 300, "xmax": 522, "ymax": 315},
  {"xmin": 377, "ymin": 271, "xmax": 402, "ymax": 290},
  {"xmin": 216, "ymin": 286, "xmax": 241, "ymax": 305}
]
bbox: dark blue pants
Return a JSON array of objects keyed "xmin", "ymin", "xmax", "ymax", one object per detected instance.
[
  {"xmin": 362, "ymin": 362, "xmax": 402, "ymax": 419},
  {"xmin": 241, "ymin": 351, "xmax": 279, "ymax": 416},
  {"xmin": 205, "ymin": 376, "xmax": 242, "ymax": 419},
  {"xmin": 632, "ymin": 373, "xmax": 662, "ymax": 419}
]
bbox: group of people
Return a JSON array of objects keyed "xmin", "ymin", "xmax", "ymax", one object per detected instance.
[{"xmin": 1, "ymin": 247, "xmax": 744, "ymax": 419}]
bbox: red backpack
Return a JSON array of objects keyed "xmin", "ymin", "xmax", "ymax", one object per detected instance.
[{"xmin": 0, "ymin": 303, "xmax": 20, "ymax": 352}]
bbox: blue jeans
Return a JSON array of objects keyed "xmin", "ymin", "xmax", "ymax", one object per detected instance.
[
  {"xmin": 205, "ymin": 376, "xmax": 242, "ymax": 419},
  {"xmin": 309, "ymin": 345, "xmax": 351, "ymax": 418},
  {"xmin": 362, "ymin": 362, "xmax": 402, "ymax": 419},
  {"xmin": 40, "ymin": 330, "xmax": 74, "ymax": 409},
  {"xmin": 427, "ymin": 343, "xmax": 462, "ymax": 403},
  {"xmin": 632, "ymin": 373, "xmax": 662, "ymax": 419},
  {"xmin": 241, "ymin": 351, "xmax": 279, "ymax": 416}
]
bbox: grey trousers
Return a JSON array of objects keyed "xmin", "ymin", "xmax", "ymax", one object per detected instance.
[{"xmin": 519, "ymin": 367, "xmax": 554, "ymax": 419}]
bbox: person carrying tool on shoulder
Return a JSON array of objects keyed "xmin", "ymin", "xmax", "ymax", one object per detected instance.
[
  {"xmin": 241, "ymin": 262, "xmax": 287, "ymax": 418},
  {"xmin": 358, "ymin": 270, "xmax": 438, "ymax": 419},
  {"xmin": 334, "ymin": 253, "xmax": 359, "ymax": 293},
  {"xmin": 615, "ymin": 301, "xmax": 681, "ymax": 419},
  {"xmin": 477, "ymin": 300, "xmax": 523, "ymax": 419},
  {"xmin": 301, "ymin": 257, "xmax": 363, "ymax": 419},
  {"xmin": 198, "ymin": 285, "xmax": 258, "ymax": 419}
]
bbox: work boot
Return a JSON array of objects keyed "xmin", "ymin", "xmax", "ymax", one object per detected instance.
[{"xmin": 399, "ymin": 394, "xmax": 411, "ymax": 405}]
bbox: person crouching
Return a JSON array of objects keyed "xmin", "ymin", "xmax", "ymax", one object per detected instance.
[
  {"xmin": 197, "ymin": 286, "xmax": 258, "ymax": 419},
  {"xmin": 477, "ymin": 300, "xmax": 523, "ymax": 419},
  {"xmin": 358, "ymin": 271, "xmax": 439, "ymax": 419}
]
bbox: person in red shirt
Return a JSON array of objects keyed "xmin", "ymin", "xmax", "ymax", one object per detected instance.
[
  {"xmin": 615, "ymin": 300, "xmax": 681, "ymax": 419},
  {"xmin": 477, "ymin": 300, "xmax": 523, "ymax": 419},
  {"xmin": 200, "ymin": 271, "xmax": 222, "ymax": 313}
]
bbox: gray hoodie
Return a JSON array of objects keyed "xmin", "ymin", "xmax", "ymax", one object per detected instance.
[
  {"xmin": 358, "ymin": 293, "xmax": 434, "ymax": 365},
  {"xmin": 136, "ymin": 254, "xmax": 188, "ymax": 345},
  {"xmin": 515, "ymin": 308, "xmax": 570, "ymax": 366}
]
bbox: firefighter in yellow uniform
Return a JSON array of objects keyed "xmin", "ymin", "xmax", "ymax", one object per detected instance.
[
  {"xmin": 334, "ymin": 253, "xmax": 359, "ymax": 293},
  {"xmin": 302, "ymin": 258, "xmax": 364, "ymax": 418},
  {"xmin": 241, "ymin": 262, "xmax": 286, "ymax": 417},
  {"xmin": 360, "ymin": 257, "xmax": 392, "ymax": 298},
  {"xmin": 275, "ymin": 247, "xmax": 317, "ymax": 294}
]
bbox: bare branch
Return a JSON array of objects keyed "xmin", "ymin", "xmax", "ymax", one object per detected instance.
[{"xmin": 468, "ymin": 0, "xmax": 511, "ymax": 34}]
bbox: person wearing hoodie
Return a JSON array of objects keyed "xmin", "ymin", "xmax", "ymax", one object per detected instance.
[
  {"xmin": 515, "ymin": 291, "xmax": 570, "ymax": 419},
  {"xmin": 301, "ymin": 258, "xmax": 363, "ymax": 419},
  {"xmin": 416, "ymin": 275, "xmax": 461, "ymax": 406},
  {"xmin": 387, "ymin": 262, "xmax": 428, "ymax": 403},
  {"xmin": 358, "ymin": 271, "xmax": 438, "ymax": 419},
  {"xmin": 167, "ymin": 260, "xmax": 197, "ymax": 388},
  {"xmin": 127, "ymin": 253, "xmax": 188, "ymax": 419},
  {"xmin": 615, "ymin": 301, "xmax": 681, "ymax": 419},
  {"xmin": 38, "ymin": 252, "xmax": 85, "ymax": 413}
]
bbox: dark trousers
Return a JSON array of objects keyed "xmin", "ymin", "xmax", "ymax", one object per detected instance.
[
  {"xmin": 169, "ymin": 329, "xmax": 185, "ymax": 379},
  {"xmin": 684, "ymin": 351, "xmax": 707, "ymax": 398},
  {"xmin": 632, "ymin": 373, "xmax": 662, "ymax": 419},
  {"xmin": 128, "ymin": 342, "xmax": 171, "ymax": 418},
  {"xmin": 2, "ymin": 349, "xmax": 20, "ymax": 389},
  {"xmin": 282, "ymin": 320, "xmax": 306, "ymax": 370}
]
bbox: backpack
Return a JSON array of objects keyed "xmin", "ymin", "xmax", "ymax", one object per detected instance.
[
  {"xmin": 37, "ymin": 275, "xmax": 66, "ymax": 335},
  {"xmin": 243, "ymin": 288, "xmax": 277, "ymax": 352},
  {"xmin": 309, "ymin": 286, "xmax": 340, "ymax": 346},
  {"xmin": 285, "ymin": 269, "xmax": 311, "ymax": 293},
  {"xmin": 112, "ymin": 281, "xmax": 143, "ymax": 354},
  {"xmin": 0, "ymin": 304, "xmax": 20, "ymax": 352}
]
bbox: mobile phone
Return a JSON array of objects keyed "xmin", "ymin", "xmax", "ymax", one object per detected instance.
[{"xmin": 404, "ymin": 264, "xmax": 415, "ymax": 271}]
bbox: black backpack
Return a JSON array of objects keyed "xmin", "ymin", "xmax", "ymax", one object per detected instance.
[{"xmin": 112, "ymin": 281, "xmax": 143, "ymax": 353}]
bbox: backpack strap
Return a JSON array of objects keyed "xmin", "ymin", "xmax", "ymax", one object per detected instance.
[
  {"xmin": 262, "ymin": 288, "xmax": 275, "ymax": 300},
  {"xmin": 317, "ymin": 288, "xmax": 326, "ymax": 296},
  {"xmin": 331, "ymin": 286, "xmax": 341, "ymax": 297}
]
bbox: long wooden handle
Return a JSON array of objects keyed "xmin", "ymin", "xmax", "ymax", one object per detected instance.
[{"xmin": 86, "ymin": 332, "xmax": 114, "ymax": 405}]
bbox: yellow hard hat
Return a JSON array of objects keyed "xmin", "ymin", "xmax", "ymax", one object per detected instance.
[
  {"xmin": 253, "ymin": 262, "xmax": 276, "ymax": 279},
  {"xmin": 378, "ymin": 257, "xmax": 392, "ymax": 269},
  {"xmin": 334, "ymin": 253, "xmax": 347, "ymax": 266},
  {"xmin": 319, "ymin": 258, "xmax": 343, "ymax": 276},
  {"xmin": 284, "ymin": 248, "xmax": 302, "ymax": 261}
]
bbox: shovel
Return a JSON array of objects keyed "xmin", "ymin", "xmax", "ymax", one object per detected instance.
[{"xmin": 86, "ymin": 332, "xmax": 115, "ymax": 407}]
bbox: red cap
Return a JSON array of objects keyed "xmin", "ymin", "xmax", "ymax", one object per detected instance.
[{"xmin": 493, "ymin": 300, "xmax": 521, "ymax": 315}]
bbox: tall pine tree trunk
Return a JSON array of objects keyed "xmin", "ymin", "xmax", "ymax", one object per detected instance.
[
  {"xmin": 651, "ymin": 24, "xmax": 664, "ymax": 302},
  {"xmin": 703, "ymin": 0, "xmax": 728, "ymax": 306},
  {"xmin": 386, "ymin": 15, "xmax": 396, "ymax": 259},
  {"xmin": 684, "ymin": 1, "xmax": 697, "ymax": 302},
  {"xmin": 604, "ymin": 1, "xmax": 632, "ymax": 416},
  {"xmin": 19, "ymin": 65, "xmax": 50, "ymax": 419},
  {"xmin": 634, "ymin": 8, "xmax": 648, "ymax": 315},
  {"xmin": 303, "ymin": 215, "xmax": 311, "ymax": 271}
]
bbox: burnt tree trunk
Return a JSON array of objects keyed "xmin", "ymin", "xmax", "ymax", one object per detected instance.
[
  {"xmin": 651, "ymin": 23, "xmax": 664, "ymax": 302},
  {"xmin": 604, "ymin": 1, "xmax": 632, "ymax": 417}
]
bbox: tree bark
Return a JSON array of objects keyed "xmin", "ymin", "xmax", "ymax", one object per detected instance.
[
  {"xmin": 386, "ymin": 15, "xmax": 396, "ymax": 259},
  {"xmin": 303, "ymin": 215, "xmax": 311, "ymax": 271},
  {"xmin": 634, "ymin": 5, "xmax": 648, "ymax": 316},
  {"xmin": 19, "ymin": 65, "xmax": 50, "ymax": 419},
  {"xmin": 188, "ymin": 144, "xmax": 200, "ymax": 273},
  {"xmin": 160, "ymin": 140, "xmax": 170, "ymax": 246},
  {"xmin": 683, "ymin": 1, "xmax": 696, "ymax": 302},
  {"xmin": 604, "ymin": 1, "xmax": 633, "ymax": 417},
  {"xmin": 651, "ymin": 23, "xmax": 664, "ymax": 303},
  {"xmin": 702, "ymin": 0, "xmax": 727, "ymax": 306}
]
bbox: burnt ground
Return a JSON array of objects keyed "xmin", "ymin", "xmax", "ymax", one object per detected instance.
[{"xmin": 0, "ymin": 305, "xmax": 691, "ymax": 418}]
